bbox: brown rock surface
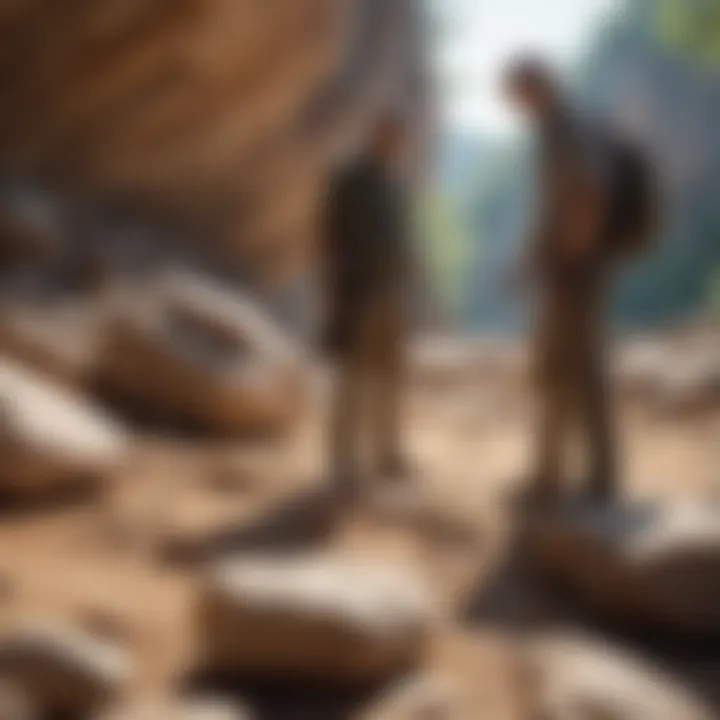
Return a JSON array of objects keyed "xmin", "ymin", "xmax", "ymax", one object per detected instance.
[
  {"xmin": 95, "ymin": 270, "xmax": 307, "ymax": 436},
  {"xmin": 0, "ymin": 681, "xmax": 36, "ymax": 720},
  {"xmin": 0, "ymin": 360, "xmax": 128, "ymax": 495},
  {"xmin": 197, "ymin": 554, "xmax": 437, "ymax": 684},
  {"xmin": 0, "ymin": 0, "xmax": 429, "ymax": 285},
  {"xmin": 527, "ymin": 502, "xmax": 720, "ymax": 634},
  {"xmin": 0, "ymin": 621, "xmax": 131, "ymax": 718},
  {"xmin": 0, "ymin": 302, "xmax": 102, "ymax": 388},
  {"xmin": 0, "ymin": 328, "xmax": 713, "ymax": 718},
  {"xmin": 524, "ymin": 634, "xmax": 715, "ymax": 720}
]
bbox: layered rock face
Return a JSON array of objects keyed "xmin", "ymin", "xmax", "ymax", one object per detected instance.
[{"xmin": 0, "ymin": 0, "xmax": 430, "ymax": 291}]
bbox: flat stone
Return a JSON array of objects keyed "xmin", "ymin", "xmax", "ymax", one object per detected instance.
[
  {"xmin": 0, "ymin": 360, "xmax": 128, "ymax": 495},
  {"xmin": 0, "ymin": 621, "xmax": 131, "ymax": 717},
  {"xmin": 96, "ymin": 271, "xmax": 306, "ymax": 436},
  {"xmin": 527, "ymin": 502, "xmax": 720, "ymax": 634},
  {"xmin": 524, "ymin": 633, "xmax": 714, "ymax": 720},
  {"xmin": 197, "ymin": 554, "xmax": 437, "ymax": 684}
]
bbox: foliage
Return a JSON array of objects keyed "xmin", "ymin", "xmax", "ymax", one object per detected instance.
[
  {"xmin": 429, "ymin": 0, "xmax": 720, "ymax": 329},
  {"xmin": 657, "ymin": 0, "xmax": 720, "ymax": 65},
  {"xmin": 416, "ymin": 191, "xmax": 473, "ymax": 316}
]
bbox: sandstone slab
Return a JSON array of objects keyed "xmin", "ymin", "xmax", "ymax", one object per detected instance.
[
  {"xmin": 0, "ymin": 622, "xmax": 131, "ymax": 718},
  {"xmin": 527, "ymin": 502, "xmax": 720, "ymax": 634},
  {"xmin": 524, "ymin": 633, "xmax": 714, "ymax": 720},
  {"xmin": 197, "ymin": 555, "xmax": 436, "ymax": 684},
  {"xmin": 0, "ymin": 360, "xmax": 127, "ymax": 495},
  {"xmin": 96, "ymin": 272, "xmax": 306, "ymax": 437}
]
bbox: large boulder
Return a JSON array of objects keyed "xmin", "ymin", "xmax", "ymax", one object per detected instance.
[
  {"xmin": 0, "ymin": 360, "xmax": 128, "ymax": 495},
  {"xmin": 196, "ymin": 554, "xmax": 436, "ymax": 684},
  {"xmin": 0, "ymin": 622, "xmax": 131, "ymax": 718},
  {"xmin": 95, "ymin": 271, "xmax": 307, "ymax": 436},
  {"xmin": 527, "ymin": 502, "xmax": 720, "ymax": 635},
  {"xmin": 0, "ymin": 0, "xmax": 429, "ymax": 285},
  {"xmin": 524, "ymin": 633, "xmax": 714, "ymax": 720}
]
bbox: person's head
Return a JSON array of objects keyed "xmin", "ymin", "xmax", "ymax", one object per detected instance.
[
  {"xmin": 503, "ymin": 56, "xmax": 561, "ymax": 120},
  {"xmin": 365, "ymin": 112, "xmax": 408, "ymax": 169}
]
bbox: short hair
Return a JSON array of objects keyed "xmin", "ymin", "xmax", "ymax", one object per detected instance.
[{"xmin": 503, "ymin": 55, "xmax": 558, "ymax": 96}]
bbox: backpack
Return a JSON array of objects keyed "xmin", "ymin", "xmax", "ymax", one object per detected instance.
[{"xmin": 604, "ymin": 135, "xmax": 659, "ymax": 259}]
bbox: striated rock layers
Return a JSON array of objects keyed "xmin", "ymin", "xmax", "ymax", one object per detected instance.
[{"xmin": 0, "ymin": 0, "xmax": 430, "ymax": 292}]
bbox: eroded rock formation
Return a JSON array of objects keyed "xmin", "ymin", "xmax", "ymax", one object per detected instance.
[{"xmin": 0, "ymin": 0, "xmax": 430, "ymax": 292}]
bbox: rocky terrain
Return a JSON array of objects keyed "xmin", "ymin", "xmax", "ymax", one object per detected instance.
[
  {"xmin": 0, "ymin": 1, "xmax": 718, "ymax": 717},
  {"xmin": 0, "ymin": 293, "xmax": 716, "ymax": 718}
]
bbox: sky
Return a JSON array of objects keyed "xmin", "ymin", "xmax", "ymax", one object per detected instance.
[{"xmin": 434, "ymin": 0, "xmax": 623, "ymax": 136}]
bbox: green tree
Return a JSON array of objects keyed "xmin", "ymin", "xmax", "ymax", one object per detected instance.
[{"xmin": 416, "ymin": 192, "xmax": 473, "ymax": 317}]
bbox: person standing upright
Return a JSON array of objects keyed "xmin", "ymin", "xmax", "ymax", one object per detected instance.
[
  {"xmin": 323, "ymin": 113, "xmax": 415, "ymax": 501},
  {"xmin": 504, "ymin": 57, "xmax": 657, "ymax": 506}
]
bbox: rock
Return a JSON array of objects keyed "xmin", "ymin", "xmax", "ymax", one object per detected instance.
[
  {"xmin": 527, "ymin": 502, "xmax": 720, "ymax": 634},
  {"xmin": 0, "ymin": 304, "xmax": 101, "ymax": 388},
  {"xmin": 197, "ymin": 554, "xmax": 437, "ymax": 684},
  {"xmin": 0, "ymin": 360, "xmax": 128, "ymax": 496},
  {"xmin": 99, "ymin": 697, "xmax": 249, "ymax": 720},
  {"xmin": 524, "ymin": 633, "xmax": 714, "ymax": 720},
  {"xmin": 0, "ymin": 681, "xmax": 36, "ymax": 720},
  {"xmin": 360, "ymin": 675, "xmax": 456, "ymax": 720},
  {"xmin": 96, "ymin": 271, "xmax": 306, "ymax": 436},
  {"xmin": 618, "ymin": 340, "xmax": 720, "ymax": 415},
  {"xmin": 651, "ymin": 355, "xmax": 720, "ymax": 416},
  {"xmin": 0, "ymin": 1, "xmax": 429, "ymax": 284},
  {"xmin": 0, "ymin": 622, "xmax": 131, "ymax": 718}
]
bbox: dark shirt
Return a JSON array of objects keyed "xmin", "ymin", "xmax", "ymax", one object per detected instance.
[
  {"xmin": 325, "ymin": 158, "xmax": 411, "ymax": 314},
  {"xmin": 532, "ymin": 105, "xmax": 612, "ymax": 295}
]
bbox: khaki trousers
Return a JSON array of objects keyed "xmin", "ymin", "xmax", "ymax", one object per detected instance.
[
  {"xmin": 330, "ymin": 295, "xmax": 406, "ymax": 482},
  {"xmin": 532, "ymin": 288, "xmax": 616, "ymax": 500}
]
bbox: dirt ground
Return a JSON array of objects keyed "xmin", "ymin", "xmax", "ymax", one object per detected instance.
[{"xmin": 0, "ymin": 347, "xmax": 717, "ymax": 719}]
